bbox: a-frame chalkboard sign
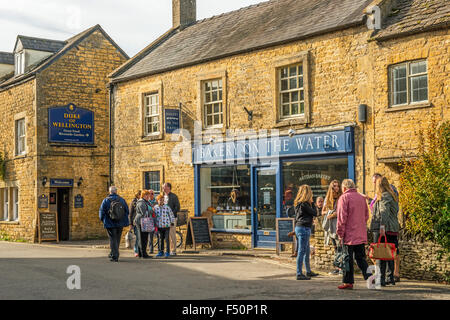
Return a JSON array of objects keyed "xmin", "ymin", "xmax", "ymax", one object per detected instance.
[
  {"xmin": 276, "ymin": 218, "xmax": 296, "ymax": 255},
  {"xmin": 185, "ymin": 217, "xmax": 212, "ymax": 250}
]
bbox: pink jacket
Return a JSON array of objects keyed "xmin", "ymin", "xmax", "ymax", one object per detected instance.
[{"xmin": 336, "ymin": 189, "xmax": 369, "ymax": 245}]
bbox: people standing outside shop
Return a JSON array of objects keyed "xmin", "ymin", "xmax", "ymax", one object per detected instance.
[
  {"xmin": 163, "ymin": 183, "xmax": 180, "ymax": 256},
  {"xmin": 294, "ymin": 185, "xmax": 318, "ymax": 280},
  {"xmin": 322, "ymin": 180, "xmax": 342, "ymax": 275},
  {"xmin": 99, "ymin": 186, "xmax": 129, "ymax": 262},
  {"xmin": 370, "ymin": 177, "xmax": 400, "ymax": 286},
  {"xmin": 154, "ymin": 194, "xmax": 176, "ymax": 258},
  {"xmin": 147, "ymin": 190, "xmax": 157, "ymax": 254},
  {"xmin": 367, "ymin": 173, "xmax": 401, "ymax": 282},
  {"xmin": 129, "ymin": 190, "xmax": 141, "ymax": 257},
  {"xmin": 336, "ymin": 179, "xmax": 370, "ymax": 289},
  {"xmin": 134, "ymin": 190, "xmax": 155, "ymax": 259}
]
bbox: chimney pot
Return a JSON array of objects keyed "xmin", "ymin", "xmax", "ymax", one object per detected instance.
[{"xmin": 173, "ymin": 0, "xmax": 196, "ymax": 30}]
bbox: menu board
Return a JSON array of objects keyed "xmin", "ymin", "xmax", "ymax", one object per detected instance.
[
  {"xmin": 185, "ymin": 217, "xmax": 212, "ymax": 250},
  {"xmin": 276, "ymin": 218, "xmax": 295, "ymax": 255},
  {"xmin": 38, "ymin": 212, "xmax": 58, "ymax": 243}
]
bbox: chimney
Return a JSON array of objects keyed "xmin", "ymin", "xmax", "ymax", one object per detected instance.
[{"xmin": 173, "ymin": 0, "xmax": 196, "ymax": 30}]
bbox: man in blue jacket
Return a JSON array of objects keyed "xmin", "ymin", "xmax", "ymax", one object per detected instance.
[{"xmin": 99, "ymin": 186, "xmax": 129, "ymax": 262}]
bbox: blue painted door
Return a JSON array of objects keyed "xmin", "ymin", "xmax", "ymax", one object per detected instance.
[{"xmin": 254, "ymin": 167, "xmax": 277, "ymax": 248}]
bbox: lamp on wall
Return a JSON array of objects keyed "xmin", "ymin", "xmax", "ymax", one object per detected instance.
[
  {"xmin": 42, "ymin": 177, "xmax": 47, "ymax": 187},
  {"xmin": 288, "ymin": 128, "xmax": 296, "ymax": 138},
  {"xmin": 243, "ymin": 107, "xmax": 253, "ymax": 121},
  {"xmin": 77, "ymin": 177, "xmax": 83, "ymax": 187}
]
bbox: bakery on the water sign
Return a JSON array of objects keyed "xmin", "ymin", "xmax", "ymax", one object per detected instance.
[{"xmin": 48, "ymin": 103, "xmax": 94, "ymax": 144}]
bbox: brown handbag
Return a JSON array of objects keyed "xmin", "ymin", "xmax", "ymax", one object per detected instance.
[{"xmin": 369, "ymin": 235, "xmax": 397, "ymax": 261}]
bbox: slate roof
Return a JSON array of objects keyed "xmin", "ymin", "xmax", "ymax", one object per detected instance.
[
  {"xmin": 0, "ymin": 52, "xmax": 14, "ymax": 65},
  {"xmin": 373, "ymin": 0, "xmax": 450, "ymax": 41},
  {"xmin": 0, "ymin": 25, "xmax": 128, "ymax": 89},
  {"xmin": 111, "ymin": 0, "xmax": 373, "ymax": 82},
  {"xmin": 15, "ymin": 36, "xmax": 67, "ymax": 53}
]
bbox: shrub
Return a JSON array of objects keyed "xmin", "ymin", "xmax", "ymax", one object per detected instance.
[{"xmin": 399, "ymin": 121, "xmax": 450, "ymax": 253}]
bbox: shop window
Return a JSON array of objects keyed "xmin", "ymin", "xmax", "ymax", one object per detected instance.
[
  {"xmin": 144, "ymin": 93, "xmax": 160, "ymax": 136},
  {"xmin": 390, "ymin": 60, "xmax": 428, "ymax": 107},
  {"xmin": 15, "ymin": 118, "xmax": 26, "ymax": 156},
  {"xmin": 203, "ymin": 79, "xmax": 223, "ymax": 128},
  {"xmin": 144, "ymin": 171, "xmax": 161, "ymax": 195},
  {"xmin": 279, "ymin": 64, "xmax": 305, "ymax": 118},
  {"xmin": 282, "ymin": 158, "xmax": 348, "ymax": 217},
  {"xmin": 200, "ymin": 165, "xmax": 251, "ymax": 230}
]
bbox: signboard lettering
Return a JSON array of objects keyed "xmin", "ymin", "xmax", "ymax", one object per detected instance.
[
  {"xmin": 165, "ymin": 109, "xmax": 181, "ymax": 134},
  {"xmin": 38, "ymin": 212, "xmax": 58, "ymax": 243},
  {"xmin": 50, "ymin": 179, "xmax": 74, "ymax": 187},
  {"xmin": 74, "ymin": 194, "xmax": 84, "ymax": 208}
]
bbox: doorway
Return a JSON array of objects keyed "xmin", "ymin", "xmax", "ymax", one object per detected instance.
[
  {"xmin": 253, "ymin": 166, "xmax": 277, "ymax": 248},
  {"xmin": 57, "ymin": 188, "xmax": 70, "ymax": 241}
]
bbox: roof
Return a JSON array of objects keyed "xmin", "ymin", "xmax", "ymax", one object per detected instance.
[
  {"xmin": 0, "ymin": 25, "xmax": 128, "ymax": 89},
  {"xmin": 0, "ymin": 52, "xmax": 14, "ymax": 65},
  {"xmin": 111, "ymin": 0, "xmax": 373, "ymax": 82},
  {"xmin": 15, "ymin": 35, "xmax": 67, "ymax": 53},
  {"xmin": 373, "ymin": 0, "xmax": 450, "ymax": 41}
]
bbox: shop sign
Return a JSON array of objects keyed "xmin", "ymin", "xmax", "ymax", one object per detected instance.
[
  {"xmin": 165, "ymin": 109, "xmax": 181, "ymax": 134},
  {"xmin": 48, "ymin": 103, "xmax": 94, "ymax": 144},
  {"xmin": 74, "ymin": 194, "xmax": 84, "ymax": 208},
  {"xmin": 50, "ymin": 179, "xmax": 74, "ymax": 187},
  {"xmin": 193, "ymin": 128, "xmax": 353, "ymax": 164},
  {"xmin": 38, "ymin": 194, "xmax": 48, "ymax": 209}
]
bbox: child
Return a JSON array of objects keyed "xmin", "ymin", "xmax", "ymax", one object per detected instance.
[{"xmin": 154, "ymin": 194, "xmax": 175, "ymax": 258}]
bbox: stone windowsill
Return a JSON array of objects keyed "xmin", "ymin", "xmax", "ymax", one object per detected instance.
[
  {"xmin": 13, "ymin": 154, "xmax": 27, "ymax": 160},
  {"xmin": 140, "ymin": 134, "xmax": 163, "ymax": 143},
  {"xmin": 49, "ymin": 144, "xmax": 98, "ymax": 148},
  {"xmin": 211, "ymin": 228, "xmax": 252, "ymax": 235},
  {"xmin": 385, "ymin": 103, "xmax": 433, "ymax": 113},
  {"xmin": 274, "ymin": 117, "xmax": 309, "ymax": 128},
  {"xmin": 0, "ymin": 221, "xmax": 20, "ymax": 225}
]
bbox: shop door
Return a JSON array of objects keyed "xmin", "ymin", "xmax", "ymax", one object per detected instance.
[
  {"xmin": 254, "ymin": 167, "xmax": 277, "ymax": 248},
  {"xmin": 57, "ymin": 188, "xmax": 70, "ymax": 241}
]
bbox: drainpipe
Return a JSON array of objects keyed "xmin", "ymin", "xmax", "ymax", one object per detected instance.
[{"xmin": 108, "ymin": 83, "xmax": 114, "ymax": 189}]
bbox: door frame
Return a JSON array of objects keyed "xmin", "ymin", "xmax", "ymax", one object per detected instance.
[
  {"xmin": 57, "ymin": 187, "xmax": 71, "ymax": 241},
  {"xmin": 251, "ymin": 162, "xmax": 281, "ymax": 248}
]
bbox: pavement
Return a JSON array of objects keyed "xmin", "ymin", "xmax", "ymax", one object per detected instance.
[{"xmin": 0, "ymin": 240, "xmax": 449, "ymax": 300}]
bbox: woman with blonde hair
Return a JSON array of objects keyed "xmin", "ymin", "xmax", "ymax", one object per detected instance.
[
  {"xmin": 370, "ymin": 176, "xmax": 400, "ymax": 286},
  {"xmin": 294, "ymin": 185, "xmax": 318, "ymax": 280},
  {"xmin": 322, "ymin": 180, "xmax": 342, "ymax": 275}
]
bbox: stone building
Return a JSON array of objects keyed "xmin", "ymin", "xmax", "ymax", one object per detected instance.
[
  {"xmin": 109, "ymin": 0, "xmax": 448, "ymax": 254},
  {"xmin": 0, "ymin": 25, "xmax": 128, "ymax": 242}
]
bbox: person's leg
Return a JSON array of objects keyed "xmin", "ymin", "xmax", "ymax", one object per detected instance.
[
  {"xmin": 106, "ymin": 228, "xmax": 114, "ymax": 259},
  {"xmin": 149, "ymin": 232, "xmax": 154, "ymax": 254},
  {"xmin": 295, "ymin": 227, "xmax": 308, "ymax": 276},
  {"xmin": 134, "ymin": 226, "xmax": 139, "ymax": 254},
  {"xmin": 353, "ymin": 243, "xmax": 369, "ymax": 280},
  {"xmin": 343, "ymin": 245, "xmax": 354, "ymax": 284},
  {"xmin": 304, "ymin": 228, "xmax": 311, "ymax": 274},
  {"xmin": 116, "ymin": 227, "xmax": 123, "ymax": 260},
  {"xmin": 380, "ymin": 260, "xmax": 387, "ymax": 286},
  {"xmin": 141, "ymin": 232, "xmax": 149, "ymax": 257},
  {"xmin": 165, "ymin": 228, "xmax": 171, "ymax": 254},
  {"xmin": 158, "ymin": 229, "xmax": 164, "ymax": 253},
  {"xmin": 169, "ymin": 218, "xmax": 178, "ymax": 254}
]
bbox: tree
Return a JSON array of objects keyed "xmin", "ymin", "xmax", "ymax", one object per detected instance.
[{"xmin": 399, "ymin": 121, "xmax": 450, "ymax": 253}]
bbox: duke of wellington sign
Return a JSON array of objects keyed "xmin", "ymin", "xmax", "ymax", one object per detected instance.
[{"xmin": 48, "ymin": 103, "xmax": 94, "ymax": 144}]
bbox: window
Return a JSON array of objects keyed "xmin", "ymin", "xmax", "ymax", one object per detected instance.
[
  {"xmin": 15, "ymin": 51, "xmax": 25, "ymax": 75},
  {"xmin": 390, "ymin": 60, "xmax": 428, "ymax": 107},
  {"xmin": 13, "ymin": 188, "xmax": 18, "ymax": 221},
  {"xmin": 279, "ymin": 64, "xmax": 304, "ymax": 118},
  {"xmin": 200, "ymin": 165, "xmax": 251, "ymax": 230},
  {"xmin": 2, "ymin": 189, "xmax": 8, "ymax": 221},
  {"xmin": 203, "ymin": 79, "xmax": 223, "ymax": 127},
  {"xmin": 144, "ymin": 93, "xmax": 160, "ymax": 136},
  {"xmin": 15, "ymin": 118, "xmax": 26, "ymax": 156},
  {"xmin": 144, "ymin": 171, "xmax": 161, "ymax": 195}
]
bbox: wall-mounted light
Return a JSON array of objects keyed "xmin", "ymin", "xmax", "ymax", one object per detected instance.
[
  {"xmin": 288, "ymin": 128, "xmax": 296, "ymax": 138},
  {"xmin": 209, "ymin": 136, "xmax": 216, "ymax": 145},
  {"xmin": 77, "ymin": 177, "xmax": 83, "ymax": 187},
  {"xmin": 42, "ymin": 177, "xmax": 47, "ymax": 187},
  {"xmin": 358, "ymin": 104, "xmax": 368, "ymax": 123},
  {"xmin": 243, "ymin": 107, "xmax": 253, "ymax": 121}
]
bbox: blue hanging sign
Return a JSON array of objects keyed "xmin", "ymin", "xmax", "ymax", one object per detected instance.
[
  {"xmin": 50, "ymin": 179, "xmax": 74, "ymax": 187},
  {"xmin": 165, "ymin": 109, "xmax": 181, "ymax": 134},
  {"xmin": 48, "ymin": 103, "xmax": 94, "ymax": 144}
]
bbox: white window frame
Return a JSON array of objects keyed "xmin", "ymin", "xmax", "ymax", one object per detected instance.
[
  {"xmin": 15, "ymin": 118, "xmax": 26, "ymax": 156},
  {"xmin": 389, "ymin": 60, "xmax": 428, "ymax": 107},
  {"xmin": 143, "ymin": 93, "xmax": 160, "ymax": 136},
  {"xmin": 203, "ymin": 79, "xmax": 223, "ymax": 128},
  {"xmin": 279, "ymin": 63, "xmax": 305, "ymax": 119},
  {"xmin": 13, "ymin": 188, "xmax": 19, "ymax": 221},
  {"xmin": 3, "ymin": 189, "xmax": 8, "ymax": 221},
  {"xmin": 144, "ymin": 171, "xmax": 161, "ymax": 195},
  {"xmin": 15, "ymin": 51, "xmax": 25, "ymax": 75}
]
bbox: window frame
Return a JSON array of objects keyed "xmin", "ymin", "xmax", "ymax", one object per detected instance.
[
  {"xmin": 278, "ymin": 63, "xmax": 305, "ymax": 119},
  {"xmin": 202, "ymin": 78, "xmax": 224, "ymax": 128},
  {"xmin": 12, "ymin": 187, "xmax": 18, "ymax": 221},
  {"xmin": 139, "ymin": 82, "xmax": 164, "ymax": 142},
  {"xmin": 143, "ymin": 92, "xmax": 161, "ymax": 137},
  {"xmin": 143, "ymin": 171, "xmax": 162, "ymax": 195},
  {"xmin": 15, "ymin": 118, "xmax": 26, "ymax": 156},
  {"xmin": 15, "ymin": 51, "xmax": 25, "ymax": 75},
  {"xmin": 389, "ymin": 59, "xmax": 429, "ymax": 108}
]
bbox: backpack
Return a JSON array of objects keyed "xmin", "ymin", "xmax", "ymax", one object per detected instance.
[{"xmin": 108, "ymin": 197, "xmax": 126, "ymax": 222}]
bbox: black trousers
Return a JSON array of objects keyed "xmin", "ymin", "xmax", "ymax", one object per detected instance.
[
  {"xmin": 158, "ymin": 228, "xmax": 170, "ymax": 253},
  {"xmin": 106, "ymin": 227, "xmax": 123, "ymax": 260},
  {"xmin": 379, "ymin": 235, "xmax": 397, "ymax": 282},
  {"xmin": 136, "ymin": 225, "xmax": 149, "ymax": 257},
  {"xmin": 343, "ymin": 243, "xmax": 369, "ymax": 284}
]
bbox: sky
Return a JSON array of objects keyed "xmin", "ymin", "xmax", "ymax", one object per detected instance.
[{"xmin": 0, "ymin": 0, "xmax": 264, "ymax": 57}]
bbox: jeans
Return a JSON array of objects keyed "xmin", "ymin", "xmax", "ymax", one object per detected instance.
[
  {"xmin": 343, "ymin": 243, "xmax": 369, "ymax": 284},
  {"xmin": 295, "ymin": 226, "xmax": 311, "ymax": 276},
  {"xmin": 133, "ymin": 226, "xmax": 139, "ymax": 254},
  {"xmin": 158, "ymin": 227, "xmax": 171, "ymax": 253},
  {"xmin": 106, "ymin": 227, "xmax": 123, "ymax": 260},
  {"xmin": 148, "ymin": 232, "xmax": 155, "ymax": 253}
]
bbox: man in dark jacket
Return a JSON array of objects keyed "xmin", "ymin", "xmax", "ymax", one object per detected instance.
[
  {"xmin": 163, "ymin": 182, "xmax": 180, "ymax": 256},
  {"xmin": 99, "ymin": 186, "xmax": 129, "ymax": 262}
]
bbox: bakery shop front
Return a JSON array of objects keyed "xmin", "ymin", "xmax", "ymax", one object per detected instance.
[{"xmin": 193, "ymin": 126, "xmax": 355, "ymax": 249}]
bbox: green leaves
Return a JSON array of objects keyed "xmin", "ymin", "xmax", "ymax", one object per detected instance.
[
  {"xmin": 400, "ymin": 121, "xmax": 450, "ymax": 254},
  {"xmin": 0, "ymin": 152, "xmax": 5, "ymax": 181}
]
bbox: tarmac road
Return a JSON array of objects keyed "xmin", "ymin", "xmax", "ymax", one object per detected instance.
[{"xmin": 0, "ymin": 242, "xmax": 449, "ymax": 300}]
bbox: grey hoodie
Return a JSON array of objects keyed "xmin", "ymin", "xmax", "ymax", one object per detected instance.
[
  {"xmin": 370, "ymin": 192, "xmax": 400, "ymax": 233},
  {"xmin": 134, "ymin": 199, "xmax": 150, "ymax": 226}
]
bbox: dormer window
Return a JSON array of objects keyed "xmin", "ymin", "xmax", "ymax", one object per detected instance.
[{"xmin": 15, "ymin": 51, "xmax": 25, "ymax": 75}]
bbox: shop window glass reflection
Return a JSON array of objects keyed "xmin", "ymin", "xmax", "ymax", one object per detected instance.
[
  {"xmin": 282, "ymin": 158, "xmax": 348, "ymax": 217},
  {"xmin": 200, "ymin": 165, "xmax": 251, "ymax": 230}
]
